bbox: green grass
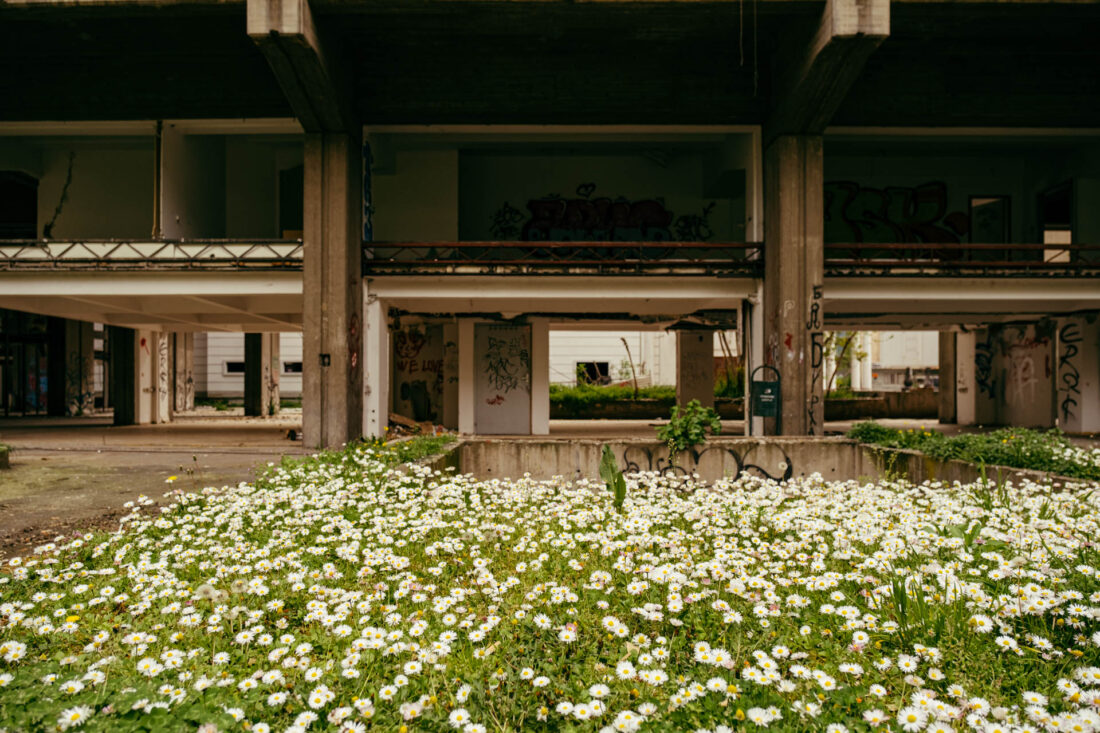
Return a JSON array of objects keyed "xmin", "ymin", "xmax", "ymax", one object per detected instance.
[{"xmin": 847, "ymin": 421, "xmax": 1100, "ymax": 480}]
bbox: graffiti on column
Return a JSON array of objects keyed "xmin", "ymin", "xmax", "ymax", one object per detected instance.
[
  {"xmin": 348, "ymin": 313, "xmax": 361, "ymax": 372},
  {"xmin": 975, "ymin": 332, "xmax": 997, "ymax": 399},
  {"xmin": 1058, "ymin": 322, "xmax": 1082, "ymax": 422},
  {"xmin": 807, "ymin": 285, "xmax": 824, "ymax": 436},
  {"xmin": 158, "ymin": 336, "xmax": 169, "ymax": 399}
]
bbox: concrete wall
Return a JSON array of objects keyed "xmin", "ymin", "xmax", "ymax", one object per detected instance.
[
  {"xmin": 372, "ymin": 150, "xmax": 459, "ymax": 241},
  {"xmin": 1056, "ymin": 315, "xmax": 1100, "ymax": 433},
  {"xmin": 0, "ymin": 138, "xmax": 154, "ymax": 238},
  {"xmin": 458, "ymin": 151, "xmax": 739, "ymax": 241},
  {"xmin": 448, "ymin": 437, "xmax": 1083, "ymax": 487},
  {"xmin": 474, "ymin": 323, "xmax": 531, "ymax": 434},
  {"xmin": 161, "ymin": 129, "xmax": 226, "ymax": 238},
  {"xmin": 998, "ymin": 323, "xmax": 1055, "ymax": 428}
]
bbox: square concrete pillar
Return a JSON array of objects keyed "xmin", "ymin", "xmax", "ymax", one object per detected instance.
[
  {"xmin": 1000, "ymin": 323, "xmax": 1055, "ymax": 428},
  {"xmin": 172, "ymin": 332, "xmax": 195, "ymax": 413},
  {"xmin": 457, "ymin": 319, "xmax": 475, "ymax": 435},
  {"xmin": 303, "ymin": 132, "xmax": 363, "ymax": 448},
  {"xmin": 763, "ymin": 135, "xmax": 825, "ymax": 435},
  {"xmin": 245, "ymin": 333, "xmax": 279, "ymax": 417},
  {"xmin": 1056, "ymin": 316, "xmax": 1099, "ymax": 433},
  {"xmin": 362, "ymin": 289, "xmax": 390, "ymax": 438},
  {"xmin": 152, "ymin": 331, "xmax": 171, "ymax": 424},
  {"xmin": 108, "ymin": 326, "xmax": 136, "ymax": 426},
  {"xmin": 938, "ymin": 331, "xmax": 957, "ymax": 423},
  {"xmin": 676, "ymin": 330, "xmax": 714, "ymax": 409},
  {"xmin": 441, "ymin": 323, "xmax": 459, "ymax": 430},
  {"xmin": 972, "ymin": 327, "xmax": 999, "ymax": 426},
  {"xmin": 52, "ymin": 319, "xmax": 95, "ymax": 416},
  {"xmin": 531, "ymin": 318, "xmax": 550, "ymax": 435}
]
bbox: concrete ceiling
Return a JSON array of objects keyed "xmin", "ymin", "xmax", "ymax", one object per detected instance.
[{"xmin": 3, "ymin": 0, "xmax": 1098, "ymax": 127}]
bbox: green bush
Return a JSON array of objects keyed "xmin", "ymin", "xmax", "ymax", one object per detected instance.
[
  {"xmin": 848, "ymin": 421, "xmax": 1100, "ymax": 480},
  {"xmin": 548, "ymin": 383, "xmax": 676, "ymax": 410},
  {"xmin": 658, "ymin": 399, "xmax": 722, "ymax": 454}
]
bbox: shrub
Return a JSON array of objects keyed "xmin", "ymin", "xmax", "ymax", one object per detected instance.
[{"xmin": 657, "ymin": 399, "xmax": 722, "ymax": 454}]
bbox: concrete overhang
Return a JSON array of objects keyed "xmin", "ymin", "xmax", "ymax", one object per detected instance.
[
  {"xmin": 0, "ymin": 271, "xmax": 303, "ymax": 332},
  {"xmin": 823, "ymin": 277, "xmax": 1100, "ymax": 329},
  {"xmin": 368, "ymin": 275, "xmax": 757, "ymax": 321}
]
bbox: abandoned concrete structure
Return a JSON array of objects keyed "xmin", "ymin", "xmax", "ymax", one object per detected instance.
[{"xmin": 1, "ymin": 0, "xmax": 1098, "ymax": 444}]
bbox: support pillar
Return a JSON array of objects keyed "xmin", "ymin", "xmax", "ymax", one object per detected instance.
[
  {"xmin": 849, "ymin": 334, "xmax": 864, "ymax": 392},
  {"xmin": 172, "ymin": 332, "xmax": 195, "ymax": 413},
  {"xmin": 108, "ymin": 326, "xmax": 136, "ymax": 426},
  {"xmin": 245, "ymin": 333, "xmax": 280, "ymax": 417},
  {"xmin": 457, "ymin": 319, "xmax": 475, "ymax": 435},
  {"xmin": 531, "ymin": 318, "xmax": 550, "ymax": 435},
  {"xmin": 860, "ymin": 333, "xmax": 873, "ymax": 390},
  {"xmin": 362, "ymin": 288, "xmax": 389, "ymax": 438},
  {"xmin": 152, "ymin": 331, "xmax": 171, "ymax": 424},
  {"xmin": 302, "ymin": 132, "xmax": 363, "ymax": 447},
  {"xmin": 956, "ymin": 330, "xmax": 976, "ymax": 425},
  {"xmin": 938, "ymin": 331, "xmax": 957, "ymax": 423},
  {"xmin": 763, "ymin": 135, "xmax": 824, "ymax": 435},
  {"xmin": 676, "ymin": 330, "xmax": 715, "ymax": 409},
  {"xmin": 441, "ymin": 323, "xmax": 459, "ymax": 430},
  {"xmin": 1056, "ymin": 315, "xmax": 1100, "ymax": 433}
]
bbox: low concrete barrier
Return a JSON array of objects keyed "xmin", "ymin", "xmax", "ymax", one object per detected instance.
[{"xmin": 433, "ymin": 436, "xmax": 1083, "ymax": 487}]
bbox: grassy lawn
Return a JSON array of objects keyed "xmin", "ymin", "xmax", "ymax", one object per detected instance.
[{"xmin": 1, "ymin": 437, "xmax": 1098, "ymax": 732}]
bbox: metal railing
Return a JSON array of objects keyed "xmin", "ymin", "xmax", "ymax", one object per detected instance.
[
  {"xmin": 824, "ymin": 243, "xmax": 1100, "ymax": 277},
  {"xmin": 362, "ymin": 241, "xmax": 764, "ymax": 276},
  {"xmin": 0, "ymin": 239, "xmax": 304, "ymax": 271}
]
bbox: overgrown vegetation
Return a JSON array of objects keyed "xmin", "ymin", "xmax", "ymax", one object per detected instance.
[
  {"xmin": 2, "ymin": 440, "xmax": 1099, "ymax": 732},
  {"xmin": 848, "ymin": 421, "xmax": 1100, "ymax": 480},
  {"xmin": 657, "ymin": 399, "xmax": 722, "ymax": 454}
]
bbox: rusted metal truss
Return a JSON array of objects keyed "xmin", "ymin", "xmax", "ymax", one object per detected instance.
[
  {"xmin": 0, "ymin": 239, "xmax": 304, "ymax": 271},
  {"xmin": 362, "ymin": 241, "xmax": 764, "ymax": 276}
]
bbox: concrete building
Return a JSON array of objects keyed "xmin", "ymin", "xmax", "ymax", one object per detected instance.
[{"xmin": 1, "ymin": 0, "xmax": 1098, "ymax": 443}]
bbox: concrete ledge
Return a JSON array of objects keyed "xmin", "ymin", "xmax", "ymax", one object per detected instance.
[{"xmin": 441, "ymin": 436, "xmax": 1086, "ymax": 487}]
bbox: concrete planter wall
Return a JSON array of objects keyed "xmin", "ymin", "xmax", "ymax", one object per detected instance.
[
  {"xmin": 430, "ymin": 436, "xmax": 1083, "ymax": 487},
  {"xmin": 549, "ymin": 397, "xmax": 744, "ymax": 420}
]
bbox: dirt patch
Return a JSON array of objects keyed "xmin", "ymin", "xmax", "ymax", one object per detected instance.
[{"xmin": 0, "ymin": 447, "xmax": 294, "ymax": 560}]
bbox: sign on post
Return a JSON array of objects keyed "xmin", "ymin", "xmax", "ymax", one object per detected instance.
[{"xmin": 749, "ymin": 365, "xmax": 781, "ymax": 435}]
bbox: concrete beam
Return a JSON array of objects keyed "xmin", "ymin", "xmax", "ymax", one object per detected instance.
[
  {"xmin": 767, "ymin": 0, "xmax": 889, "ymax": 141},
  {"xmin": 247, "ymin": 0, "xmax": 351, "ymax": 133}
]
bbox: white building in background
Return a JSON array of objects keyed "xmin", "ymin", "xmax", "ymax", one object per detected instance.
[{"xmin": 195, "ymin": 332, "xmax": 303, "ymax": 399}]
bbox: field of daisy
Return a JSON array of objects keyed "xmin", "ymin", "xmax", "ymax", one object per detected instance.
[{"xmin": 1, "ymin": 436, "xmax": 1099, "ymax": 733}]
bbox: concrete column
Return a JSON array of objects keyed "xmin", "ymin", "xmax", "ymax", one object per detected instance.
[
  {"xmin": 956, "ymin": 330, "xmax": 976, "ymax": 425},
  {"xmin": 823, "ymin": 346, "xmax": 837, "ymax": 396},
  {"xmin": 531, "ymin": 318, "xmax": 550, "ymax": 435},
  {"xmin": 938, "ymin": 331, "xmax": 957, "ymax": 423},
  {"xmin": 745, "ymin": 292, "xmax": 765, "ymax": 435},
  {"xmin": 973, "ymin": 326, "xmax": 1000, "ymax": 426},
  {"xmin": 136, "ymin": 330, "xmax": 154, "ymax": 424},
  {"xmin": 172, "ymin": 332, "xmax": 195, "ymax": 413},
  {"xmin": 859, "ymin": 333, "xmax": 873, "ymax": 390},
  {"xmin": 457, "ymin": 319, "xmax": 475, "ymax": 434},
  {"xmin": 302, "ymin": 132, "xmax": 363, "ymax": 448},
  {"xmin": 676, "ymin": 330, "xmax": 714, "ymax": 408},
  {"xmin": 48, "ymin": 319, "xmax": 95, "ymax": 417},
  {"xmin": 46, "ymin": 317, "xmax": 66, "ymax": 416},
  {"xmin": 441, "ymin": 323, "xmax": 459, "ymax": 430},
  {"xmin": 849, "ymin": 334, "xmax": 864, "ymax": 392},
  {"xmin": 269, "ymin": 333, "xmax": 281, "ymax": 416},
  {"xmin": 362, "ymin": 288, "xmax": 390, "ymax": 438},
  {"xmin": 763, "ymin": 135, "xmax": 824, "ymax": 435},
  {"xmin": 244, "ymin": 333, "xmax": 276, "ymax": 417},
  {"xmin": 1056, "ymin": 315, "xmax": 1100, "ymax": 433},
  {"xmin": 108, "ymin": 326, "xmax": 136, "ymax": 426},
  {"xmin": 152, "ymin": 331, "xmax": 171, "ymax": 424}
]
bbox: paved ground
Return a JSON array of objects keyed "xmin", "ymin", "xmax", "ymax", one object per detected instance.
[{"xmin": 0, "ymin": 413, "xmax": 308, "ymax": 559}]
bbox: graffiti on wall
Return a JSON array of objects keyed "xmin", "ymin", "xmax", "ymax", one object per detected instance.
[
  {"xmin": 619, "ymin": 443, "xmax": 794, "ymax": 483},
  {"xmin": 394, "ymin": 327, "xmax": 444, "ymax": 422},
  {"xmin": 1058, "ymin": 322, "xmax": 1082, "ymax": 423},
  {"xmin": 484, "ymin": 334, "xmax": 531, "ymax": 396},
  {"xmin": 975, "ymin": 331, "xmax": 997, "ymax": 399},
  {"xmin": 1004, "ymin": 334, "xmax": 1051, "ymax": 409},
  {"xmin": 490, "ymin": 183, "xmax": 716, "ymax": 242},
  {"xmin": 824, "ymin": 181, "xmax": 970, "ymax": 244}
]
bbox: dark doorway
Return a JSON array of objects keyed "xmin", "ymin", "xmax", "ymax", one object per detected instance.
[
  {"xmin": 0, "ymin": 171, "xmax": 37, "ymax": 239},
  {"xmin": 279, "ymin": 164, "xmax": 304, "ymax": 239},
  {"xmin": 0, "ymin": 309, "xmax": 50, "ymax": 416},
  {"xmin": 1038, "ymin": 181, "xmax": 1074, "ymax": 263}
]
